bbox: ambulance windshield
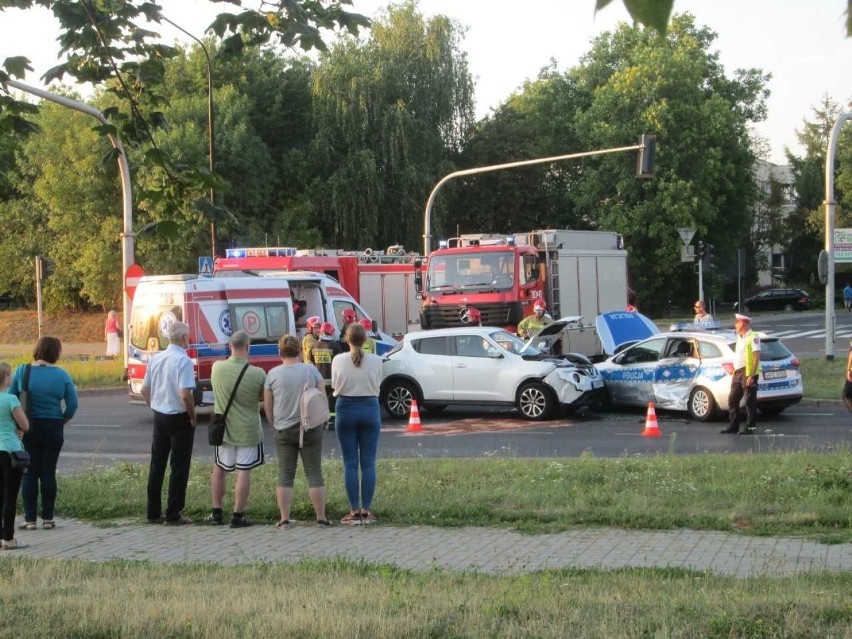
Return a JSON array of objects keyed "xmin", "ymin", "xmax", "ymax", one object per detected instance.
[{"xmin": 129, "ymin": 303, "xmax": 183, "ymax": 351}]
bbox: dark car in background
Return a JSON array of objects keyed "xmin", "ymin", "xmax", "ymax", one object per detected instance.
[{"xmin": 739, "ymin": 288, "xmax": 811, "ymax": 312}]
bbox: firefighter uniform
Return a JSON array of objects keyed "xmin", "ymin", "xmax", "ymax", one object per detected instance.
[
  {"xmin": 301, "ymin": 330, "xmax": 317, "ymax": 363},
  {"xmin": 311, "ymin": 336, "xmax": 343, "ymax": 429},
  {"xmin": 517, "ymin": 313, "xmax": 552, "ymax": 340}
]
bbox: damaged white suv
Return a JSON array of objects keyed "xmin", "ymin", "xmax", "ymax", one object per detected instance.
[{"xmin": 380, "ymin": 319, "xmax": 605, "ymax": 420}]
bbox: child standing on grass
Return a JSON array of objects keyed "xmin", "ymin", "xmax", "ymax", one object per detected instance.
[{"xmin": 0, "ymin": 362, "xmax": 30, "ymax": 550}]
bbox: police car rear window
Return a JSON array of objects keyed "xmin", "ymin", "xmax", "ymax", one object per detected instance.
[{"xmin": 759, "ymin": 339, "xmax": 793, "ymax": 362}]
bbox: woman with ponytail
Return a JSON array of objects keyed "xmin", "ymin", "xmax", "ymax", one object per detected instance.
[{"xmin": 331, "ymin": 323, "xmax": 383, "ymax": 525}]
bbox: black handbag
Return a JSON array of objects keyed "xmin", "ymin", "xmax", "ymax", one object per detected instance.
[
  {"xmin": 209, "ymin": 364, "xmax": 249, "ymax": 446},
  {"xmin": 10, "ymin": 449, "xmax": 31, "ymax": 470}
]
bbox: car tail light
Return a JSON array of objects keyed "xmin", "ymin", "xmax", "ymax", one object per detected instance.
[
  {"xmin": 790, "ymin": 358, "xmax": 800, "ymax": 368},
  {"xmin": 722, "ymin": 362, "xmax": 735, "ymax": 375}
]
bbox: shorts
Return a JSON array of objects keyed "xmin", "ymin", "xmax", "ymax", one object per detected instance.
[{"xmin": 214, "ymin": 443, "xmax": 265, "ymax": 472}]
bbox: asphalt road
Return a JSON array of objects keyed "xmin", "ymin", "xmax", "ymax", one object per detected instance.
[{"xmin": 57, "ymin": 389, "xmax": 851, "ymax": 473}]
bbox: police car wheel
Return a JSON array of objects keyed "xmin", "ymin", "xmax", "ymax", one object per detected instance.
[
  {"xmin": 381, "ymin": 380, "xmax": 420, "ymax": 419},
  {"xmin": 517, "ymin": 382, "xmax": 555, "ymax": 421},
  {"xmin": 688, "ymin": 387, "xmax": 716, "ymax": 422}
]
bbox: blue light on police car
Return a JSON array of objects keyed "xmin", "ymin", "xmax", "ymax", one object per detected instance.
[{"xmin": 507, "ymin": 234, "xmax": 516, "ymax": 246}]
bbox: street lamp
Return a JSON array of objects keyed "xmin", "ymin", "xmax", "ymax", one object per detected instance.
[{"xmin": 161, "ymin": 16, "xmax": 217, "ymax": 257}]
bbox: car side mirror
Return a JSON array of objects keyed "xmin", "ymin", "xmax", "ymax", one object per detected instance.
[{"xmin": 486, "ymin": 347, "xmax": 503, "ymax": 358}]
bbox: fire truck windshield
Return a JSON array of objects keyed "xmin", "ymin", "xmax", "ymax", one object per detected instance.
[{"xmin": 427, "ymin": 251, "xmax": 515, "ymax": 293}]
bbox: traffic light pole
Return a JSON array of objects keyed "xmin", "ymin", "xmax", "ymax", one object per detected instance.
[
  {"xmin": 35, "ymin": 257, "xmax": 43, "ymax": 339},
  {"xmin": 698, "ymin": 256, "xmax": 704, "ymax": 303},
  {"xmin": 7, "ymin": 80, "xmax": 135, "ymax": 368}
]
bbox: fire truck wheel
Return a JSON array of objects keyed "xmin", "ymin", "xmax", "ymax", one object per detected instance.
[
  {"xmin": 381, "ymin": 379, "xmax": 421, "ymax": 419},
  {"xmin": 517, "ymin": 382, "xmax": 555, "ymax": 421}
]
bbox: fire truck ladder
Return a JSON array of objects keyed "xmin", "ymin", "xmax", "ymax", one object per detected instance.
[{"xmin": 543, "ymin": 243, "xmax": 561, "ymax": 319}]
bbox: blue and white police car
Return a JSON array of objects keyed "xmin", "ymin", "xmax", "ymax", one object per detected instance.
[{"xmin": 595, "ymin": 317, "xmax": 803, "ymax": 421}]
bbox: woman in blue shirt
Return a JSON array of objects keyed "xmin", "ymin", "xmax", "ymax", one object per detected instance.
[
  {"xmin": 9, "ymin": 337, "xmax": 78, "ymax": 530},
  {"xmin": 0, "ymin": 361, "xmax": 30, "ymax": 549}
]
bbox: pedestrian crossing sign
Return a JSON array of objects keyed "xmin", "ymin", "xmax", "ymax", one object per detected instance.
[{"xmin": 199, "ymin": 256, "xmax": 214, "ymax": 278}]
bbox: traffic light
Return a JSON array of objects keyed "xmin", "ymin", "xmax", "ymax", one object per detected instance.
[
  {"xmin": 636, "ymin": 134, "xmax": 656, "ymax": 178},
  {"xmin": 696, "ymin": 241, "xmax": 705, "ymax": 261},
  {"xmin": 703, "ymin": 243, "xmax": 715, "ymax": 271},
  {"xmin": 36, "ymin": 256, "xmax": 55, "ymax": 281}
]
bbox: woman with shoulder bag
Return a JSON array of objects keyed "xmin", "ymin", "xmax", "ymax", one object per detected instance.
[
  {"xmin": 0, "ymin": 361, "xmax": 30, "ymax": 550},
  {"xmin": 263, "ymin": 334, "xmax": 330, "ymax": 528},
  {"xmin": 9, "ymin": 336, "xmax": 78, "ymax": 531},
  {"xmin": 332, "ymin": 323, "xmax": 383, "ymax": 526},
  {"xmin": 844, "ymin": 338, "xmax": 852, "ymax": 412}
]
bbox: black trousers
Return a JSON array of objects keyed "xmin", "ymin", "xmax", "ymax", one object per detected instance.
[
  {"xmin": 728, "ymin": 369, "xmax": 758, "ymax": 431},
  {"xmin": 0, "ymin": 452, "xmax": 24, "ymax": 542},
  {"xmin": 146, "ymin": 411, "xmax": 195, "ymax": 521}
]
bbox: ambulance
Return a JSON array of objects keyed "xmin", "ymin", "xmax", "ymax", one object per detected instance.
[{"xmin": 126, "ymin": 272, "xmax": 395, "ymax": 405}]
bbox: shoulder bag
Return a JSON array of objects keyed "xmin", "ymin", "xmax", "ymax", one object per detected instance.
[
  {"xmin": 209, "ymin": 364, "xmax": 250, "ymax": 446},
  {"xmin": 10, "ymin": 449, "xmax": 31, "ymax": 470},
  {"xmin": 19, "ymin": 363, "xmax": 32, "ymax": 419},
  {"xmin": 299, "ymin": 366, "xmax": 330, "ymax": 448}
]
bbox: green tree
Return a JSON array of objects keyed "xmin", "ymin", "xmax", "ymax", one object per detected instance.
[
  {"xmin": 563, "ymin": 15, "xmax": 768, "ymax": 312},
  {"xmin": 309, "ymin": 1, "xmax": 474, "ymax": 250}
]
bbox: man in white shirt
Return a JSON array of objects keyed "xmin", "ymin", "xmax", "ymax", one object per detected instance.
[
  {"xmin": 693, "ymin": 300, "xmax": 713, "ymax": 324},
  {"xmin": 142, "ymin": 321, "xmax": 197, "ymax": 525},
  {"xmin": 721, "ymin": 314, "xmax": 761, "ymax": 435}
]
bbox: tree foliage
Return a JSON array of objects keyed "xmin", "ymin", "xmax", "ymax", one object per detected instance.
[{"xmin": 309, "ymin": 1, "xmax": 474, "ymax": 251}]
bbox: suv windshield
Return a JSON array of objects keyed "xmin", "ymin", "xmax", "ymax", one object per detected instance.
[{"xmin": 488, "ymin": 330, "xmax": 540, "ymax": 356}]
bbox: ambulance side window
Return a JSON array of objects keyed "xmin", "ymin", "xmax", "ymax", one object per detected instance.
[
  {"xmin": 229, "ymin": 304, "xmax": 290, "ymax": 343},
  {"xmin": 333, "ymin": 300, "xmax": 358, "ymax": 328}
]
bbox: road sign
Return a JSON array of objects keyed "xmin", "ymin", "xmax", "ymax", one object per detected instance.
[
  {"xmin": 833, "ymin": 228, "xmax": 852, "ymax": 263},
  {"xmin": 680, "ymin": 245, "xmax": 695, "ymax": 262},
  {"xmin": 125, "ymin": 264, "xmax": 145, "ymax": 300},
  {"xmin": 199, "ymin": 256, "xmax": 214, "ymax": 278},
  {"xmin": 677, "ymin": 228, "xmax": 696, "ymax": 246}
]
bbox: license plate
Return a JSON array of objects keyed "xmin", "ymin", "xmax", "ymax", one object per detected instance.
[
  {"xmin": 763, "ymin": 370, "xmax": 786, "ymax": 380},
  {"xmin": 593, "ymin": 379, "xmax": 604, "ymax": 388}
]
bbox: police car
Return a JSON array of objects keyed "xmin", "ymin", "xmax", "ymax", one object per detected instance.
[{"xmin": 595, "ymin": 322, "xmax": 803, "ymax": 421}]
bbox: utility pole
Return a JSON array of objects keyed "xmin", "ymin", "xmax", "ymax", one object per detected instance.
[{"xmin": 162, "ymin": 16, "xmax": 216, "ymax": 257}]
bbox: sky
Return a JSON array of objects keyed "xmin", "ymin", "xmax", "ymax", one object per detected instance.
[{"xmin": 1, "ymin": 0, "xmax": 850, "ymax": 164}]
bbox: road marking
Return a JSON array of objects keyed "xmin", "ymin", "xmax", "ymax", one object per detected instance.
[
  {"xmin": 61, "ymin": 452, "xmax": 147, "ymax": 459},
  {"xmin": 784, "ymin": 329, "xmax": 826, "ymax": 338},
  {"xmin": 793, "ymin": 412, "xmax": 836, "ymax": 416},
  {"xmin": 69, "ymin": 423, "xmax": 125, "ymax": 429}
]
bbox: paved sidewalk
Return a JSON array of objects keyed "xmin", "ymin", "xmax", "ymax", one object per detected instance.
[{"xmin": 4, "ymin": 519, "xmax": 850, "ymax": 577}]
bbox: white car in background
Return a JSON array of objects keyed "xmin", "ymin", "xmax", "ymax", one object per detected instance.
[{"xmin": 380, "ymin": 319, "xmax": 605, "ymax": 420}]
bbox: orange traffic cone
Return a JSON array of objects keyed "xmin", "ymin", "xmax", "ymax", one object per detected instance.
[
  {"xmin": 642, "ymin": 402, "xmax": 662, "ymax": 437},
  {"xmin": 406, "ymin": 400, "xmax": 423, "ymax": 433}
]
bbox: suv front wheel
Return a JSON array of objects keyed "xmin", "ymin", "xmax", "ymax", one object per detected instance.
[
  {"xmin": 381, "ymin": 379, "xmax": 420, "ymax": 419},
  {"xmin": 517, "ymin": 382, "xmax": 556, "ymax": 420}
]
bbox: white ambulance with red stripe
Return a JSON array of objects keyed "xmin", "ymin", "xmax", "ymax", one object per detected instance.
[{"xmin": 126, "ymin": 272, "xmax": 391, "ymax": 405}]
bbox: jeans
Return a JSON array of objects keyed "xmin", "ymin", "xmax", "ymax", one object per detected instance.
[
  {"xmin": 21, "ymin": 418, "xmax": 64, "ymax": 522},
  {"xmin": 335, "ymin": 396, "xmax": 381, "ymax": 510},
  {"xmin": 0, "ymin": 452, "xmax": 24, "ymax": 541},
  {"xmin": 146, "ymin": 411, "xmax": 195, "ymax": 521}
]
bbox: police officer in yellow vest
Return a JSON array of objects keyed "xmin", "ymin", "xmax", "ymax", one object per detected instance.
[
  {"xmin": 359, "ymin": 318, "xmax": 376, "ymax": 354},
  {"xmin": 517, "ymin": 299, "xmax": 552, "ymax": 339},
  {"xmin": 722, "ymin": 313, "xmax": 761, "ymax": 434}
]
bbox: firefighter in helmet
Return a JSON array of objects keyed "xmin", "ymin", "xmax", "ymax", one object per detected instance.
[
  {"xmin": 460, "ymin": 306, "xmax": 482, "ymax": 326},
  {"xmin": 517, "ymin": 299, "xmax": 552, "ymax": 339},
  {"xmin": 302, "ymin": 316, "xmax": 321, "ymax": 363},
  {"xmin": 311, "ymin": 322, "xmax": 343, "ymax": 429},
  {"xmin": 339, "ymin": 309, "xmax": 358, "ymax": 350},
  {"xmin": 359, "ymin": 317, "xmax": 377, "ymax": 354}
]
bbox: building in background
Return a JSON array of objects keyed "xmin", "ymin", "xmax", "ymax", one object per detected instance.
[{"xmin": 753, "ymin": 160, "xmax": 796, "ymax": 287}]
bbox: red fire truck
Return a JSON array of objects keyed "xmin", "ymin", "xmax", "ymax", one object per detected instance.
[
  {"xmin": 213, "ymin": 246, "xmax": 421, "ymax": 337},
  {"xmin": 415, "ymin": 230, "xmax": 629, "ymax": 356}
]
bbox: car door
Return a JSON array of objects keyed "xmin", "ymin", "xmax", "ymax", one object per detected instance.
[
  {"xmin": 409, "ymin": 336, "xmax": 454, "ymax": 402},
  {"xmin": 450, "ymin": 334, "xmax": 506, "ymax": 402},
  {"xmin": 605, "ymin": 337, "xmax": 666, "ymax": 405},
  {"xmin": 652, "ymin": 338, "xmax": 701, "ymax": 409}
]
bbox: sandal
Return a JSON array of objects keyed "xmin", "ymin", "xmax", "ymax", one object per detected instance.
[
  {"xmin": 316, "ymin": 519, "xmax": 332, "ymax": 527},
  {"xmin": 340, "ymin": 511, "xmax": 362, "ymax": 526},
  {"xmin": 18, "ymin": 521, "xmax": 36, "ymax": 531},
  {"xmin": 275, "ymin": 519, "xmax": 292, "ymax": 529},
  {"xmin": 42, "ymin": 520, "xmax": 56, "ymax": 530},
  {"xmin": 360, "ymin": 510, "xmax": 378, "ymax": 524}
]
